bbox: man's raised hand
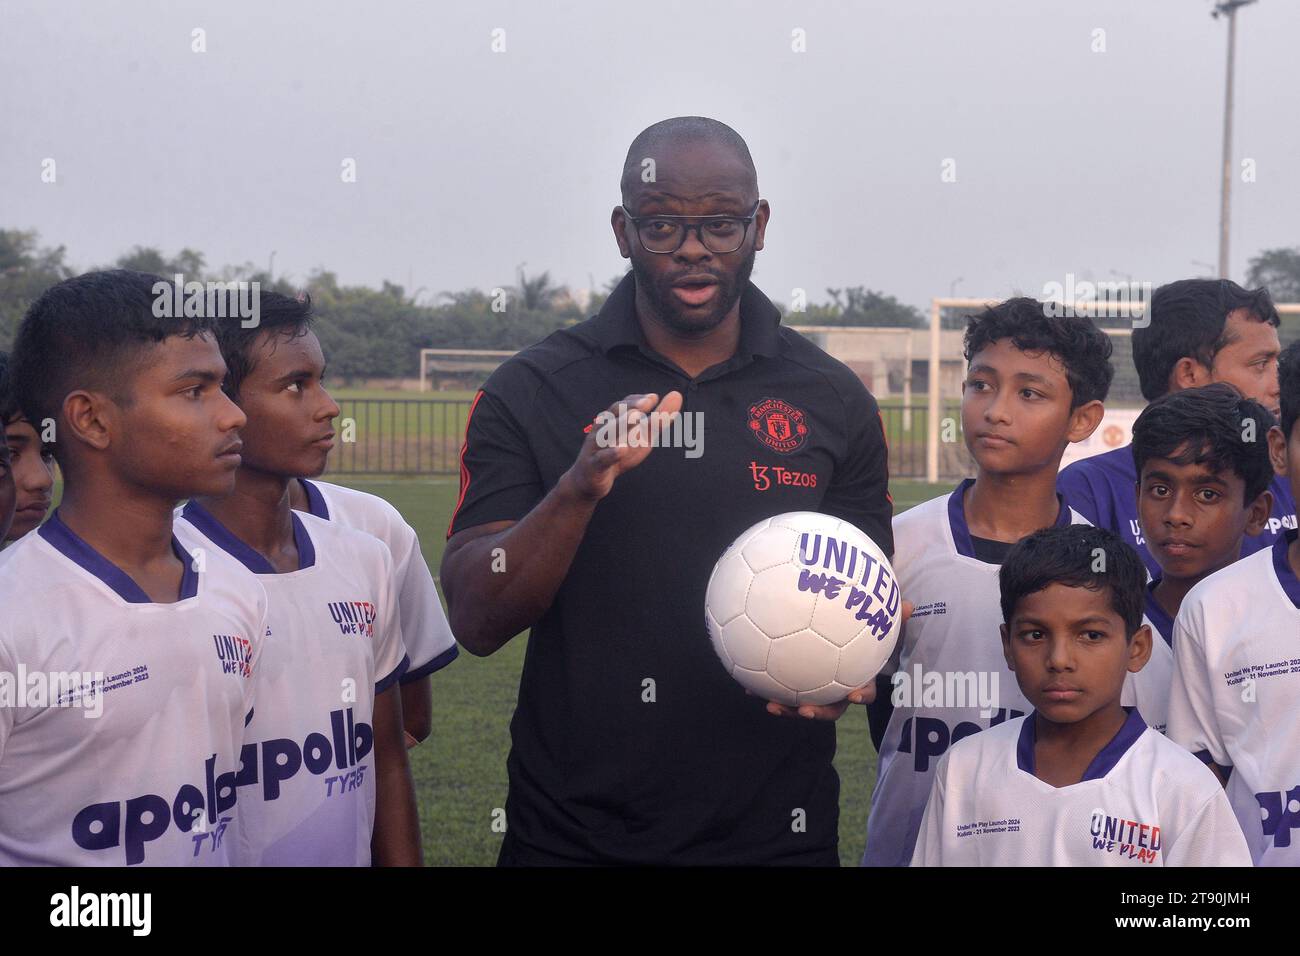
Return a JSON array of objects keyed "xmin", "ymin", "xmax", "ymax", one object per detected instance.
[{"xmin": 565, "ymin": 391, "xmax": 684, "ymax": 502}]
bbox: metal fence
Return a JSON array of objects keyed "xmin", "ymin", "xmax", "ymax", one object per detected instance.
[
  {"xmin": 880, "ymin": 404, "xmax": 937, "ymax": 480},
  {"xmin": 322, "ymin": 398, "xmax": 950, "ymax": 480},
  {"xmin": 324, "ymin": 398, "xmax": 473, "ymax": 477}
]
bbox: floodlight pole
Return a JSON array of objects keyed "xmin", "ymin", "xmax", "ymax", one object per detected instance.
[
  {"xmin": 927, "ymin": 299, "xmax": 940, "ymax": 483},
  {"xmin": 1214, "ymin": 0, "xmax": 1257, "ymax": 279}
]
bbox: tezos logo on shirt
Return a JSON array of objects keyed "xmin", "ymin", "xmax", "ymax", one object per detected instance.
[{"xmin": 749, "ymin": 461, "xmax": 817, "ymax": 492}]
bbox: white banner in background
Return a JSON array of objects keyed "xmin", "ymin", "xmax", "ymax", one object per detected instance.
[{"xmin": 1059, "ymin": 408, "xmax": 1140, "ymax": 470}]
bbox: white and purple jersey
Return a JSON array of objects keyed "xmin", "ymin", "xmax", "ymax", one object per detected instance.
[
  {"xmin": 863, "ymin": 480, "xmax": 1086, "ymax": 866},
  {"xmin": 177, "ymin": 501, "xmax": 408, "ymax": 866},
  {"xmin": 912, "ymin": 709, "xmax": 1251, "ymax": 866},
  {"xmin": 1167, "ymin": 529, "xmax": 1300, "ymax": 866},
  {"xmin": 0, "ymin": 511, "xmax": 268, "ymax": 865},
  {"xmin": 296, "ymin": 479, "xmax": 458, "ymax": 681},
  {"xmin": 1120, "ymin": 581, "xmax": 1176, "ymax": 734},
  {"xmin": 1057, "ymin": 444, "xmax": 1296, "ymax": 577}
]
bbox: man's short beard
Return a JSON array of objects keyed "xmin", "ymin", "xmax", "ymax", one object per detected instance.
[{"xmin": 632, "ymin": 249, "xmax": 756, "ymax": 336}]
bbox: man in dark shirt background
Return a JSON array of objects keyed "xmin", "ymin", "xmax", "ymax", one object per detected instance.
[
  {"xmin": 1057, "ymin": 278, "xmax": 1295, "ymax": 575},
  {"xmin": 440, "ymin": 116, "xmax": 894, "ymax": 865}
]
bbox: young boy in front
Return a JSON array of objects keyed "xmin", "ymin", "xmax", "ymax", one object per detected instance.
[
  {"xmin": 174, "ymin": 292, "xmax": 421, "ymax": 865},
  {"xmin": 1167, "ymin": 341, "xmax": 1300, "ymax": 866},
  {"xmin": 0, "ymin": 270, "xmax": 268, "ymax": 865},
  {"xmin": 1123, "ymin": 384, "xmax": 1276, "ymax": 732},
  {"xmin": 863, "ymin": 297, "xmax": 1112, "ymax": 866},
  {"xmin": 912, "ymin": 525, "xmax": 1249, "ymax": 866}
]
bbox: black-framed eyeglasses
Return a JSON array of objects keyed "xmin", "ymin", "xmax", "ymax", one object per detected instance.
[{"xmin": 620, "ymin": 202, "xmax": 761, "ymax": 255}]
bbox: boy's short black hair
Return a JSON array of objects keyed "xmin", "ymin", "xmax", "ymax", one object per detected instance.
[
  {"xmin": 11, "ymin": 270, "xmax": 216, "ymax": 447},
  {"xmin": 963, "ymin": 297, "xmax": 1114, "ymax": 408},
  {"xmin": 216, "ymin": 292, "xmax": 314, "ymax": 399},
  {"xmin": 1132, "ymin": 278, "xmax": 1279, "ymax": 402},
  {"xmin": 0, "ymin": 352, "xmax": 18, "ymax": 425},
  {"xmin": 1131, "ymin": 383, "xmax": 1276, "ymax": 504},
  {"xmin": 1000, "ymin": 525, "xmax": 1146, "ymax": 637},
  {"xmin": 1280, "ymin": 340, "xmax": 1300, "ymax": 440}
]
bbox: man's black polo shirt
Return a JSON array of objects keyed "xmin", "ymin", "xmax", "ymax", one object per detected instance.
[{"xmin": 449, "ymin": 272, "xmax": 893, "ymax": 865}]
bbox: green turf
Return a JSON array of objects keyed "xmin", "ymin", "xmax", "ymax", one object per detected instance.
[{"xmin": 335, "ymin": 477, "xmax": 950, "ymax": 866}]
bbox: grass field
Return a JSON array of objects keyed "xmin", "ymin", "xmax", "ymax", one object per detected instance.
[{"xmin": 345, "ymin": 476, "xmax": 949, "ymax": 866}]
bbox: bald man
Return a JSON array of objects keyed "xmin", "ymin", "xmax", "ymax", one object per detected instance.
[{"xmin": 441, "ymin": 117, "xmax": 894, "ymax": 865}]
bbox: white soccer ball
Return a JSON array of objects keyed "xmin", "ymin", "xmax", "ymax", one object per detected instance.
[{"xmin": 704, "ymin": 511, "xmax": 903, "ymax": 706}]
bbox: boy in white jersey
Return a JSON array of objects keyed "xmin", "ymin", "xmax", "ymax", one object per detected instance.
[
  {"xmin": 0, "ymin": 351, "xmax": 53, "ymax": 546},
  {"xmin": 0, "ymin": 352, "xmax": 54, "ymax": 543},
  {"xmin": 178, "ymin": 292, "xmax": 421, "ymax": 865},
  {"xmin": 0, "ymin": 435, "xmax": 14, "ymax": 544},
  {"xmin": 913, "ymin": 525, "xmax": 1249, "ymax": 866},
  {"xmin": 288, "ymin": 477, "xmax": 458, "ymax": 747},
  {"xmin": 1124, "ymin": 384, "xmax": 1276, "ymax": 732},
  {"xmin": 1168, "ymin": 340, "xmax": 1300, "ymax": 865},
  {"xmin": 0, "ymin": 270, "xmax": 268, "ymax": 865},
  {"xmin": 864, "ymin": 297, "xmax": 1112, "ymax": 866}
]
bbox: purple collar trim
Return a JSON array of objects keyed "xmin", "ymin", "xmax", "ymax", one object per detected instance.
[
  {"xmin": 299, "ymin": 479, "xmax": 330, "ymax": 520},
  {"xmin": 947, "ymin": 478, "xmax": 1071, "ymax": 559},
  {"xmin": 1272, "ymin": 529, "xmax": 1300, "ymax": 610},
  {"xmin": 1016, "ymin": 707, "xmax": 1147, "ymax": 782},
  {"xmin": 1143, "ymin": 579, "xmax": 1174, "ymax": 647},
  {"xmin": 38, "ymin": 509, "xmax": 199, "ymax": 603},
  {"xmin": 181, "ymin": 499, "xmax": 316, "ymax": 574}
]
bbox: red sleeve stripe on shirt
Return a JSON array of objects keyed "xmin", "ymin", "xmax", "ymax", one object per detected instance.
[
  {"xmin": 877, "ymin": 409, "xmax": 893, "ymax": 505},
  {"xmin": 446, "ymin": 389, "xmax": 485, "ymax": 539}
]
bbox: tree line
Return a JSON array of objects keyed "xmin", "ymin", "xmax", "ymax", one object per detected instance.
[{"xmin": 3, "ymin": 228, "xmax": 1299, "ymax": 382}]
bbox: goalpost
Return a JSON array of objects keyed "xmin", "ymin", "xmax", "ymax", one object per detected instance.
[
  {"xmin": 418, "ymin": 348, "xmax": 516, "ymax": 392},
  {"xmin": 413, "ymin": 301, "xmax": 1299, "ymax": 479}
]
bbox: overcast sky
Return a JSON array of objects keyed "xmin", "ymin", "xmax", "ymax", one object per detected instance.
[{"xmin": 3, "ymin": 0, "xmax": 1298, "ymax": 312}]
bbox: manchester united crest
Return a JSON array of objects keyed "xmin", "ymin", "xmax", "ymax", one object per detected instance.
[{"xmin": 748, "ymin": 397, "xmax": 809, "ymax": 454}]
